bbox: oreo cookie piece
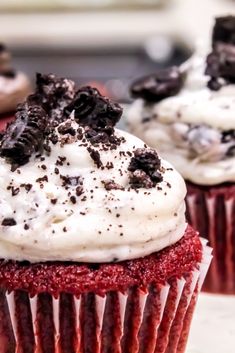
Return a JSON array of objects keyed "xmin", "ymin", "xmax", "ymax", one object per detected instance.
[
  {"xmin": 128, "ymin": 148, "xmax": 163, "ymax": 188},
  {"xmin": 66, "ymin": 86, "xmax": 122, "ymax": 129},
  {"xmin": 0, "ymin": 101, "xmax": 48, "ymax": 167},
  {"xmin": 65, "ymin": 86, "xmax": 123, "ymax": 145},
  {"xmin": 130, "ymin": 67, "xmax": 185, "ymax": 102},
  {"xmin": 213, "ymin": 16, "xmax": 235, "ymax": 46},
  {"xmin": 206, "ymin": 42, "xmax": 235, "ymax": 90},
  {"xmin": 35, "ymin": 73, "xmax": 75, "ymax": 123}
]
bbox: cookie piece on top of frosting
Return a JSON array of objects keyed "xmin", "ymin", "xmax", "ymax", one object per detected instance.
[
  {"xmin": 0, "ymin": 73, "xmax": 76, "ymax": 169},
  {"xmin": 128, "ymin": 15, "xmax": 235, "ymax": 186},
  {"xmin": 130, "ymin": 67, "xmax": 185, "ymax": 102},
  {"xmin": 0, "ymin": 75, "xmax": 186, "ymax": 263},
  {"xmin": 127, "ymin": 16, "xmax": 235, "ymax": 294},
  {"xmin": 206, "ymin": 16, "xmax": 235, "ymax": 90}
]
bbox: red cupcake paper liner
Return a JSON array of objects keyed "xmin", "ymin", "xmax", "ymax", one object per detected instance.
[
  {"xmin": 186, "ymin": 182, "xmax": 235, "ymax": 294},
  {"xmin": 0, "ymin": 241, "xmax": 211, "ymax": 353}
]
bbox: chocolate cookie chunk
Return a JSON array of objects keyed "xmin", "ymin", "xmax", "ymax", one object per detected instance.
[
  {"xmin": 36, "ymin": 73, "xmax": 75, "ymax": 123},
  {"xmin": 213, "ymin": 16, "xmax": 235, "ymax": 46},
  {"xmin": 67, "ymin": 86, "xmax": 122, "ymax": 129},
  {"xmin": 128, "ymin": 148, "xmax": 163, "ymax": 188},
  {"xmin": 1, "ymin": 218, "xmax": 17, "ymax": 226},
  {"xmin": 130, "ymin": 67, "xmax": 185, "ymax": 102},
  {"xmin": 206, "ymin": 42, "xmax": 235, "ymax": 89},
  {"xmin": 0, "ymin": 101, "xmax": 48, "ymax": 167},
  {"xmin": 65, "ymin": 86, "xmax": 123, "ymax": 145}
]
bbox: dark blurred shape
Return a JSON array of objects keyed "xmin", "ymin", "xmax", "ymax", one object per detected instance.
[
  {"xmin": 130, "ymin": 66, "xmax": 185, "ymax": 102},
  {"xmin": 213, "ymin": 15, "xmax": 235, "ymax": 46},
  {"xmin": 11, "ymin": 40, "xmax": 191, "ymax": 103}
]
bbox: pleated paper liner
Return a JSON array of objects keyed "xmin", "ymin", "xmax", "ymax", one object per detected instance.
[
  {"xmin": 0, "ymin": 240, "xmax": 212, "ymax": 353},
  {"xmin": 186, "ymin": 181, "xmax": 235, "ymax": 294}
]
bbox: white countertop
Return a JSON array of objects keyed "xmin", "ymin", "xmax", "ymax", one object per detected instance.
[{"xmin": 187, "ymin": 293, "xmax": 235, "ymax": 353}]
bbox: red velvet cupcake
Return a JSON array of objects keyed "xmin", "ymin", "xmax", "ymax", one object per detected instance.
[
  {"xmin": 186, "ymin": 182, "xmax": 235, "ymax": 294},
  {"xmin": 127, "ymin": 16, "xmax": 235, "ymax": 294},
  {"xmin": 0, "ymin": 75, "xmax": 211, "ymax": 353},
  {"xmin": 0, "ymin": 43, "xmax": 31, "ymax": 132}
]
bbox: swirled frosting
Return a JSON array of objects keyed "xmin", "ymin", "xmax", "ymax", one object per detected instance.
[
  {"xmin": 128, "ymin": 39, "xmax": 235, "ymax": 185},
  {"xmin": 0, "ymin": 78, "xmax": 186, "ymax": 263}
]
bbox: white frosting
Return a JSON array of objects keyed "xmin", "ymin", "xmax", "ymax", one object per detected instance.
[
  {"xmin": 0, "ymin": 72, "xmax": 31, "ymax": 114},
  {"xmin": 0, "ymin": 121, "xmax": 186, "ymax": 263},
  {"xmin": 127, "ymin": 51, "xmax": 235, "ymax": 185},
  {"xmin": 154, "ymin": 146, "xmax": 235, "ymax": 186}
]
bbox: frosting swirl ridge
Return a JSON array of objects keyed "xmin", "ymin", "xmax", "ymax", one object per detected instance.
[{"xmin": 0, "ymin": 77, "xmax": 186, "ymax": 263}]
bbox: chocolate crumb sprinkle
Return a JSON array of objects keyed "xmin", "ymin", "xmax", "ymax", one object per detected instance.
[
  {"xmin": 22, "ymin": 183, "xmax": 32, "ymax": 192},
  {"xmin": 102, "ymin": 180, "xmax": 124, "ymax": 191},
  {"xmin": 76, "ymin": 186, "xmax": 84, "ymax": 197},
  {"xmin": 2, "ymin": 218, "xmax": 17, "ymax": 226},
  {"xmin": 58, "ymin": 121, "xmax": 76, "ymax": 136},
  {"xmin": 36, "ymin": 175, "xmax": 48, "ymax": 183},
  {"xmin": 11, "ymin": 187, "xmax": 20, "ymax": 196},
  {"xmin": 128, "ymin": 148, "xmax": 163, "ymax": 189},
  {"xmin": 87, "ymin": 147, "xmax": 102, "ymax": 168},
  {"xmin": 70, "ymin": 196, "xmax": 77, "ymax": 204}
]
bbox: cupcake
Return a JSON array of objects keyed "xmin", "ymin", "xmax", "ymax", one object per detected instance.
[
  {"xmin": 127, "ymin": 16, "xmax": 235, "ymax": 294},
  {"xmin": 0, "ymin": 74, "xmax": 211, "ymax": 353},
  {"xmin": 0, "ymin": 43, "xmax": 31, "ymax": 131}
]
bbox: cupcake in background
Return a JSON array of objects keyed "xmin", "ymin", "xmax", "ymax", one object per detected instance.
[
  {"xmin": 127, "ymin": 16, "xmax": 235, "ymax": 294},
  {"xmin": 0, "ymin": 74, "xmax": 211, "ymax": 353},
  {"xmin": 0, "ymin": 43, "xmax": 31, "ymax": 131}
]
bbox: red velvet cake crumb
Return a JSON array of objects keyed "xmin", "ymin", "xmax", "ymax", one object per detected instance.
[
  {"xmin": 0, "ymin": 226, "xmax": 202, "ymax": 297},
  {"xmin": 0, "ymin": 113, "xmax": 15, "ymax": 131}
]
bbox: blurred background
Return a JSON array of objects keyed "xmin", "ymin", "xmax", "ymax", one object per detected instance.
[
  {"xmin": 0, "ymin": 1, "xmax": 235, "ymax": 353},
  {"xmin": 0, "ymin": 0, "xmax": 234, "ymax": 103}
]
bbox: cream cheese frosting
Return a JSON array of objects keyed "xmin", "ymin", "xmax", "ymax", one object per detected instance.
[
  {"xmin": 127, "ymin": 50, "xmax": 235, "ymax": 185},
  {"xmin": 0, "ymin": 81, "xmax": 187, "ymax": 263}
]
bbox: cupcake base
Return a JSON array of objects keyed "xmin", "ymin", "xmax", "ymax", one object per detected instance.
[
  {"xmin": 186, "ymin": 181, "xmax": 235, "ymax": 294},
  {"xmin": 0, "ymin": 229, "xmax": 212, "ymax": 353}
]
